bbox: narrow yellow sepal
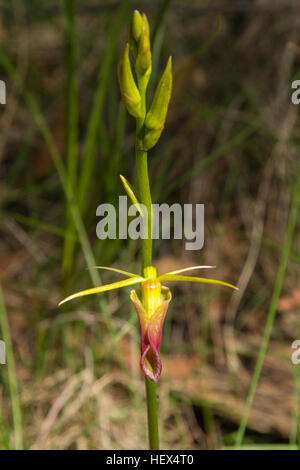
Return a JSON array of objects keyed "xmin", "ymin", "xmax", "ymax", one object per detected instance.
[
  {"xmin": 118, "ymin": 44, "xmax": 143, "ymax": 118},
  {"xmin": 164, "ymin": 265, "xmax": 216, "ymax": 275},
  {"xmin": 59, "ymin": 276, "xmax": 145, "ymax": 306},
  {"xmin": 93, "ymin": 265, "xmax": 140, "ymax": 278},
  {"xmin": 157, "ymin": 274, "xmax": 238, "ymax": 291}
]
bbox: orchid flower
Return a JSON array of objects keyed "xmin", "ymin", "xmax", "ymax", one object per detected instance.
[{"xmin": 59, "ymin": 264, "xmax": 237, "ymax": 382}]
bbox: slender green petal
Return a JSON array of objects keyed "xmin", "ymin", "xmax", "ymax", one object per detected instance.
[
  {"xmin": 120, "ymin": 174, "xmax": 144, "ymax": 217},
  {"xmin": 93, "ymin": 265, "xmax": 142, "ymax": 279},
  {"xmin": 163, "ymin": 265, "xmax": 216, "ymax": 276},
  {"xmin": 157, "ymin": 274, "xmax": 238, "ymax": 290},
  {"xmin": 59, "ymin": 276, "xmax": 144, "ymax": 305}
]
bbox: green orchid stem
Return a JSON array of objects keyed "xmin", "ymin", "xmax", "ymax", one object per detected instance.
[
  {"xmin": 145, "ymin": 377, "xmax": 159, "ymax": 450},
  {"xmin": 136, "ymin": 147, "xmax": 159, "ymax": 450},
  {"xmin": 136, "ymin": 148, "xmax": 152, "ymax": 267},
  {"xmin": 136, "ymin": 148, "xmax": 159, "ymax": 450},
  {"xmin": 135, "ymin": 87, "xmax": 159, "ymax": 449}
]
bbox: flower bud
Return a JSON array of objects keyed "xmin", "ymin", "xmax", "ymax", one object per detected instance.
[
  {"xmin": 129, "ymin": 10, "xmax": 143, "ymax": 57},
  {"xmin": 143, "ymin": 57, "xmax": 172, "ymax": 150},
  {"xmin": 118, "ymin": 43, "xmax": 143, "ymax": 118},
  {"xmin": 135, "ymin": 14, "xmax": 151, "ymax": 79}
]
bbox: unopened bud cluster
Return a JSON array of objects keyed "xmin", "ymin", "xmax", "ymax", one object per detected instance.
[{"xmin": 118, "ymin": 10, "xmax": 172, "ymax": 151}]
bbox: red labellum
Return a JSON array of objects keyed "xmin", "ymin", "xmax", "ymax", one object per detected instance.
[{"xmin": 130, "ymin": 286, "xmax": 171, "ymax": 382}]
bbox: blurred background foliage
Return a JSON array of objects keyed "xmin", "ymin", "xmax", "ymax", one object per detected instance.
[{"xmin": 0, "ymin": 0, "xmax": 300, "ymax": 449}]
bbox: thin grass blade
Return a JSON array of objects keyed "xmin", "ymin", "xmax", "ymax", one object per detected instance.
[{"xmin": 0, "ymin": 283, "xmax": 23, "ymax": 449}]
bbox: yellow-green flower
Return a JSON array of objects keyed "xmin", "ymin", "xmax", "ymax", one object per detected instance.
[{"xmin": 59, "ymin": 265, "xmax": 237, "ymax": 382}]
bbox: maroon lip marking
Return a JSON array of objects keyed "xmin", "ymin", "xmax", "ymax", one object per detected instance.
[{"xmin": 130, "ymin": 286, "xmax": 171, "ymax": 382}]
